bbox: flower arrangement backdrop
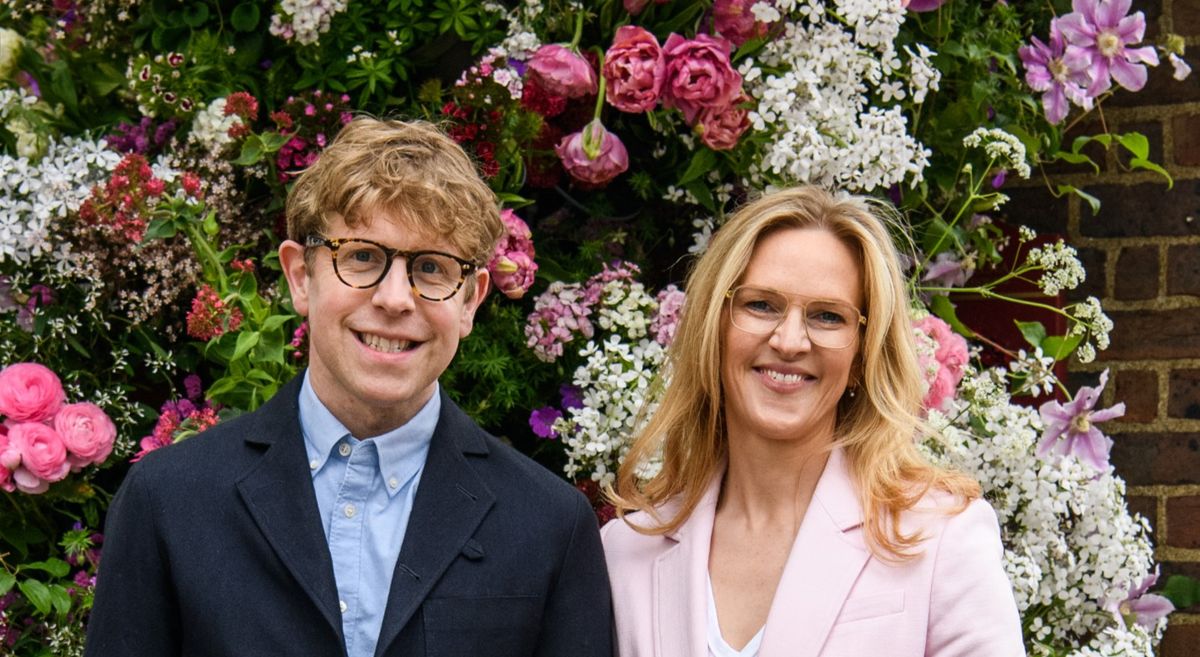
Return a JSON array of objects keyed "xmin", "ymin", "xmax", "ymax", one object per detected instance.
[{"xmin": 0, "ymin": 0, "xmax": 1197, "ymax": 654}]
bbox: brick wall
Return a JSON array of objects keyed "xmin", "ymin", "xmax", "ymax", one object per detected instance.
[{"xmin": 999, "ymin": 2, "xmax": 1199, "ymax": 652}]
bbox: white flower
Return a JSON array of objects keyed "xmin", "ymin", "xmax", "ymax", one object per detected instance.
[
  {"xmin": 187, "ymin": 98, "xmax": 241, "ymax": 153},
  {"xmin": 1168, "ymin": 53, "xmax": 1192, "ymax": 81},
  {"xmin": 269, "ymin": 0, "xmax": 349, "ymax": 46},
  {"xmin": 962, "ymin": 128, "xmax": 1032, "ymax": 179},
  {"xmin": 1026, "ymin": 240, "xmax": 1085, "ymax": 296}
]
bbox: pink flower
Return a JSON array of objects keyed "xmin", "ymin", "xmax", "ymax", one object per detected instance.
[
  {"xmin": 54, "ymin": 402, "xmax": 116, "ymax": 469},
  {"xmin": 912, "ymin": 315, "xmax": 969, "ymax": 411},
  {"xmin": 8, "ymin": 422, "xmax": 70, "ymax": 485},
  {"xmin": 696, "ymin": 93, "xmax": 752, "ymax": 150},
  {"xmin": 0, "ymin": 362, "xmax": 66, "ymax": 423},
  {"xmin": 488, "ymin": 210, "xmax": 538, "ymax": 300},
  {"xmin": 1057, "ymin": 0, "xmax": 1159, "ymax": 95},
  {"xmin": 1038, "ymin": 369, "xmax": 1125, "ymax": 470},
  {"xmin": 713, "ymin": 0, "xmax": 769, "ymax": 47},
  {"xmin": 922, "ymin": 251, "xmax": 975, "ymax": 289},
  {"xmin": 0, "ymin": 428, "xmax": 13, "ymax": 493},
  {"xmin": 604, "ymin": 26, "xmax": 666, "ymax": 113},
  {"xmin": 650, "ymin": 285, "xmax": 686, "ymax": 346},
  {"xmin": 661, "ymin": 33, "xmax": 743, "ymax": 124},
  {"xmin": 1019, "ymin": 21, "xmax": 1095, "ymax": 124},
  {"xmin": 527, "ymin": 44, "xmax": 598, "ymax": 99},
  {"xmin": 1104, "ymin": 569, "xmax": 1175, "ymax": 630},
  {"xmin": 555, "ymin": 119, "xmax": 630, "ymax": 185},
  {"xmin": 906, "ymin": 0, "xmax": 949, "ymax": 11},
  {"xmin": 624, "ymin": 0, "xmax": 669, "ymax": 15}
]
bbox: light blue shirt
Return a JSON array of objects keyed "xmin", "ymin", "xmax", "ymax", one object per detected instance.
[{"xmin": 298, "ymin": 372, "xmax": 438, "ymax": 657}]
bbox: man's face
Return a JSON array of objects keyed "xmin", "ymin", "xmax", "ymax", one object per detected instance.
[{"xmin": 279, "ymin": 210, "xmax": 488, "ymax": 437}]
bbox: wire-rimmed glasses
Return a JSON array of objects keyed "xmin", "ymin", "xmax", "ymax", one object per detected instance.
[{"xmin": 726, "ymin": 285, "xmax": 866, "ymax": 349}]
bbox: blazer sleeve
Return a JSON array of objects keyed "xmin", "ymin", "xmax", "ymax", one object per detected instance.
[
  {"xmin": 926, "ymin": 498, "xmax": 1026, "ymax": 657},
  {"xmin": 533, "ymin": 491, "xmax": 615, "ymax": 657},
  {"xmin": 84, "ymin": 463, "xmax": 182, "ymax": 657}
]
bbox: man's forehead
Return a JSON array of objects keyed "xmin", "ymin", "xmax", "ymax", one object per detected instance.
[{"xmin": 333, "ymin": 209, "xmax": 458, "ymax": 251}]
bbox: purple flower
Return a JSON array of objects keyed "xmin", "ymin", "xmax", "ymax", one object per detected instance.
[
  {"xmin": 1104, "ymin": 569, "xmax": 1175, "ymax": 629},
  {"xmin": 921, "ymin": 252, "xmax": 974, "ymax": 289},
  {"xmin": 184, "ymin": 374, "xmax": 203, "ymax": 401},
  {"xmin": 1037, "ymin": 369, "xmax": 1125, "ymax": 470},
  {"xmin": 560, "ymin": 384, "xmax": 583, "ymax": 411},
  {"xmin": 905, "ymin": 0, "xmax": 948, "ymax": 11},
  {"xmin": 529, "ymin": 406, "xmax": 563, "ymax": 438},
  {"xmin": 991, "ymin": 169, "xmax": 1007, "ymax": 189},
  {"xmin": 1057, "ymin": 0, "xmax": 1159, "ymax": 95},
  {"xmin": 1018, "ymin": 21, "xmax": 1094, "ymax": 124}
]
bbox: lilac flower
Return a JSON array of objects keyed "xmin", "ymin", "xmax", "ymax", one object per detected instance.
[
  {"xmin": 529, "ymin": 407, "xmax": 563, "ymax": 438},
  {"xmin": 560, "ymin": 384, "xmax": 583, "ymax": 411},
  {"xmin": 1018, "ymin": 22, "xmax": 1094, "ymax": 124},
  {"xmin": 1104, "ymin": 569, "xmax": 1175, "ymax": 629},
  {"xmin": 1037, "ymin": 369, "xmax": 1125, "ymax": 470},
  {"xmin": 1057, "ymin": 0, "xmax": 1159, "ymax": 95}
]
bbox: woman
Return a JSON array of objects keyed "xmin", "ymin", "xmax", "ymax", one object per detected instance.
[{"xmin": 602, "ymin": 186, "xmax": 1024, "ymax": 657}]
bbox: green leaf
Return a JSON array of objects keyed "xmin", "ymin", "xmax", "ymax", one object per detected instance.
[
  {"xmin": 1015, "ymin": 320, "xmax": 1047, "ymax": 349},
  {"xmin": 259, "ymin": 131, "xmax": 290, "ymax": 152},
  {"xmin": 1161, "ymin": 574, "xmax": 1200, "ymax": 609},
  {"xmin": 0, "ymin": 571, "xmax": 15, "ymax": 595},
  {"xmin": 1117, "ymin": 132, "xmax": 1149, "ymax": 160},
  {"xmin": 182, "ymin": 2, "xmax": 210, "ymax": 26},
  {"xmin": 232, "ymin": 331, "xmax": 261, "ymax": 361},
  {"xmin": 206, "ymin": 375, "xmax": 240, "ymax": 399},
  {"xmin": 202, "ymin": 210, "xmax": 219, "ymax": 236},
  {"xmin": 144, "ymin": 217, "xmax": 179, "ymax": 241},
  {"xmin": 230, "ymin": 3, "xmax": 261, "ymax": 31},
  {"xmin": 236, "ymin": 272, "xmax": 258, "ymax": 301},
  {"xmin": 929, "ymin": 295, "xmax": 976, "ymax": 338},
  {"xmin": 678, "ymin": 148, "xmax": 718, "ymax": 185},
  {"xmin": 1050, "ymin": 151, "xmax": 1100, "ymax": 174},
  {"xmin": 1056, "ymin": 184, "xmax": 1101, "ymax": 216},
  {"xmin": 234, "ymin": 135, "xmax": 265, "ymax": 166},
  {"xmin": 260, "ymin": 314, "xmax": 293, "ymax": 333},
  {"xmin": 49, "ymin": 585, "xmax": 72, "ymax": 616},
  {"xmin": 683, "ymin": 178, "xmax": 715, "ymax": 212},
  {"xmin": 18, "ymin": 579, "xmax": 53, "ymax": 616},
  {"xmin": 1129, "ymin": 158, "xmax": 1173, "ymax": 189},
  {"xmin": 1041, "ymin": 334, "xmax": 1084, "ymax": 362},
  {"xmin": 22, "ymin": 559, "xmax": 70, "ymax": 578}
]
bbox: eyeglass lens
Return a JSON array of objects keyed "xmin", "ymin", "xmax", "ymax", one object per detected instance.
[
  {"xmin": 334, "ymin": 241, "xmax": 464, "ymax": 299},
  {"xmin": 729, "ymin": 286, "xmax": 860, "ymax": 348}
]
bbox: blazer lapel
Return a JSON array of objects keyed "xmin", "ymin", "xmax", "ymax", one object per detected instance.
[
  {"xmin": 374, "ymin": 393, "xmax": 496, "ymax": 656},
  {"xmin": 234, "ymin": 377, "xmax": 343, "ymax": 639},
  {"xmin": 653, "ymin": 472, "xmax": 722, "ymax": 657},
  {"xmin": 759, "ymin": 449, "xmax": 870, "ymax": 657}
]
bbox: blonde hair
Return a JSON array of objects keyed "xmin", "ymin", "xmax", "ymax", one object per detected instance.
[
  {"xmin": 286, "ymin": 117, "xmax": 504, "ymax": 268},
  {"xmin": 612, "ymin": 185, "xmax": 979, "ymax": 560}
]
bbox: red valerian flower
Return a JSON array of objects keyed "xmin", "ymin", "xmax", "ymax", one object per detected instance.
[{"xmin": 186, "ymin": 285, "xmax": 244, "ymax": 341}]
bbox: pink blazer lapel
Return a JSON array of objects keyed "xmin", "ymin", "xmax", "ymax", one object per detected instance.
[
  {"xmin": 759, "ymin": 449, "xmax": 871, "ymax": 657},
  {"xmin": 652, "ymin": 472, "xmax": 722, "ymax": 657}
]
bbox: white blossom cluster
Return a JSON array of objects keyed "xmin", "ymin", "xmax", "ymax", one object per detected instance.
[
  {"xmin": 555, "ymin": 335, "xmax": 666, "ymax": 486},
  {"xmin": 962, "ymin": 127, "xmax": 1033, "ymax": 179},
  {"xmin": 740, "ymin": 0, "xmax": 932, "ymax": 192},
  {"xmin": 187, "ymin": 97, "xmax": 240, "ymax": 153},
  {"xmin": 1026, "ymin": 240, "xmax": 1085, "ymax": 296},
  {"xmin": 268, "ymin": 0, "xmax": 349, "ymax": 46},
  {"xmin": 1008, "ymin": 348, "xmax": 1058, "ymax": 397},
  {"xmin": 1069, "ymin": 296, "xmax": 1114, "ymax": 364},
  {"xmin": 0, "ymin": 86, "xmax": 50, "ymax": 159},
  {"xmin": 485, "ymin": 0, "xmax": 543, "ymax": 61},
  {"xmin": 0, "ymin": 132, "xmax": 120, "ymax": 265},
  {"xmin": 594, "ymin": 277, "xmax": 657, "ymax": 340},
  {"xmin": 922, "ymin": 367, "xmax": 1163, "ymax": 656}
]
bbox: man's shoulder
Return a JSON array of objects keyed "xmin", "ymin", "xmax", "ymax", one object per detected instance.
[{"xmin": 470, "ymin": 427, "xmax": 587, "ymax": 509}]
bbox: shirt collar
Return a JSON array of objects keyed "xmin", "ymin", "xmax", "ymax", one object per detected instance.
[{"xmin": 298, "ymin": 371, "xmax": 440, "ymax": 498}]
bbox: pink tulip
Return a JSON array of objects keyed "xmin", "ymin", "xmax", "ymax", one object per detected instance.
[
  {"xmin": 661, "ymin": 33, "xmax": 743, "ymax": 124},
  {"xmin": 55, "ymin": 402, "xmax": 117, "ymax": 468},
  {"xmin": 527, "ymin": 44, "xmax": 598, "ymax": 99},
  {"xmin": 624, "ymin": 0, "xmax": 670, "ymax": 15},
  {"xmin": 488, "ymin": 210, "xmax": 539, "ymax": 300},
  {"xmin": 604, "ymin": 26, "xmax": 666, "ymax": 113},
  {"xmin": 0, "ymin": 362, "xmax": 65, "ymax": 423},
  {"xmin": 696, "ymin": 93, "xmax": 752, "ymax": 150},
  {"xmin": 714, "ymin": 0, "xmax": 770, "ymax": 47},
  {"xmin": 555, "ymin": 119, "xmax": 630, "ymax": 185}
]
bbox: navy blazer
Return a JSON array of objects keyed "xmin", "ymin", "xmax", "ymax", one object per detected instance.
[{"xmin": 84, "ymin": 376, "xmax": 613, "ymax": 657}]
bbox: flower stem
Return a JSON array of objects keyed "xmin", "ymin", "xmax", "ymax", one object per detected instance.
[{"xmin": 569, "ymin": 11, "xmax": 584, "ymax": 50}]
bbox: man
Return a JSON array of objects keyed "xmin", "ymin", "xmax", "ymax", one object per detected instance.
[{"xmin": 85, "ymin": 118, "xmax": 613, "ymax": 657}]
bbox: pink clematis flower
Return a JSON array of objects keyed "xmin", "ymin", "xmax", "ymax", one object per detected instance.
[
  {"xmin": 555, "ymin": 119, "xmax": 630, "ymax": 185},
  {"xmin": 1104, "ymin": 570, "xmax": 1175, "ymax": 630},
  {"xmin": 1037, "ymin": 369, "xmax": 1125, "ymax": 470},
  {"xmin": 1057, "ymin": 0, "xmax": 1159, "ymax": 95},
  {"xmin": 1019, "ymin": 21, "xmax": 1095, "ymax": 124},
  {"xmin": 905, "ymin": 0, "xmax": 948, "ymax": 11}
]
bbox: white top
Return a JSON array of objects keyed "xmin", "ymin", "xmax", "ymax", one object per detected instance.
[{"xmin": 706, "ymin": 573, "xmax": 765, "ymax": 657}]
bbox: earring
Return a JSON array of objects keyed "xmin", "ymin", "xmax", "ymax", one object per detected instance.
[{"xmin": 848, "ymin": 388, "xmax": 856, "ymax": 398}]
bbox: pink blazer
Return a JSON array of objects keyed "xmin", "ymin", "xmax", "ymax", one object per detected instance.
[{"xmin": 601, "ymin": 449, "xmax": 1026, "ymax": 657}]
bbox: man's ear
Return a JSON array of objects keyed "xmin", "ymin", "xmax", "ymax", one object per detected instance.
[
  {"xmin": 278, "ymin": 240, "xmax": 311, "ymax": 317},
  {"xmin": 459, "ymin": 268, "xmax": 490, "ymax": 338}
]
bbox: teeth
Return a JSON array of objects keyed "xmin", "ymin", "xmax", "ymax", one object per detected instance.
[
  {"xmin": 361, "ymin": 332, "xmax": 412, "ymax": 353},
  {"xmin": 763, "ymin": 369, "xmax": 807, "ymax": 384}
]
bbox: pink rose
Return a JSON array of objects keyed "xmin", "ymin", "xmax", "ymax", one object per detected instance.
[
  {"xmin": 0, "ymin": 429, "xmax": 13, "ymax": 493},
  {"xmin": 55, "ymin": 402, "xmax": 116, "ymax": 468},
  {"xmin": 912, "ymin": 315, "xmax": 969, "ymax": 411},
  {"xmin": 696, "ymin": 93, "xmax": 752, "ymax": 150},
  {"xmin": 661, "ymin": 33, "xmax": 743, "ymax": 124},
  {"xmin": 624, "ymin": 0, "xmax": 670, "ymax": 15},
  {"xmin": 555, "ymin": 119, "xmax": 630, "ymax": 186},
  {"xmin": 487, "ymin": 210, "xmax": 539, "ymax": 300},
  {"xmin": 0, "ymin": 362, "xmax": 65, "ymax": 422},
  {"xmin": 714, "ymin": 0, "xmax": 770, "ymax": 47},
  {"xmin": 527, "ymin": 44, "xmax": 598, "ymax": 99},
  {"xmin": 8, "ymin": 422, "xmax": 70, "ymax": 484},
  {"xmin": 604, "ymin": 26, "xmax": 666, "ymax": 113}
]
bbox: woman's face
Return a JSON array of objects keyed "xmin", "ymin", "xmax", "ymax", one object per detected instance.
[{"xmin": 720, "ymin": 227, "xmax": 863, "ymax": 447}]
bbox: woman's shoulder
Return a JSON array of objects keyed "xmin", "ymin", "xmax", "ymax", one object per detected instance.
[{"xmin": 900, "ymin": 490, "xmax": 1002, "ymax": 548}]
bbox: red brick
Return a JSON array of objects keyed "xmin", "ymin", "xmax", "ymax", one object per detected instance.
[
  {"xmin": 1126, "ymin": 494, "xmax": 1158, "ymax": 529},
  {"xmin": 1067, "ymin": 246, "xmax": 1107, "ymax": 302},
  {"xmin": 1174, "ymin": 113, "xmax": 1200, "ymax": 168},
  {"xmin": 1079, "ymin": 181, "xmax": 1200, "ymax": 238},
  {"xmin": 1114, "ymin": 369, "xmax": 1159, "ymax": 423},
  {"xmin": 1177, "ymin": 0, "xmax": 1200, "ymax": 37},
  {"xmin": 1106, "ymin": 56, "xmax": 1199, "ymax": 107},
  {"xmin": 1102, "ymin": 307, "xmax": 1200, "ymax": 360},
  {"xmin": 1167, "ymin": 244, "xmax": 1200, "ymax": 297},
  {"xmin": 1161, "ymin": 622, "xmax": 1200, "ymax": 657},
  {"xmin": 997, "ymin": 187, "xmax": 1069, "ymax": 235},
  {"xmin": 1169, "ymin": 369, "xmax": 1200, "ymax": 420},
  {"xmin": 1043, "ymin": 120, "xmax": 1108, "ymax": 176},
  {"xmin": 1167, "ymin": 495, "xmax": 1200, "ymax": 549},
  {"xmin": 1110, "ymin": 432, "xmax": 1200, "ymax": 485},
  {"xmin": 1114, "ymin": 245, "xmax": 1159, "ymax": 301}
]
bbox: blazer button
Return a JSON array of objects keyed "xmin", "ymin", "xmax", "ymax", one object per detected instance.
[{"xmin": 339, "ymin": 600, "xmax": 348, "ymax": 613}]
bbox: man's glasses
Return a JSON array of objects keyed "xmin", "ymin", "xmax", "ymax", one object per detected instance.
[
  {"xmin": 726, "ymin": 285, "xmax": 866, "ymax": 349},
  {"xmin": 305, "ymin": 236, "xmax": 477, "ymax": 301}
]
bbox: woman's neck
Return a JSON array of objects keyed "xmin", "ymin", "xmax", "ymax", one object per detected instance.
[{"xmin": 719, "ymin": 432, "xmax": 834, "ymax": 532}]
